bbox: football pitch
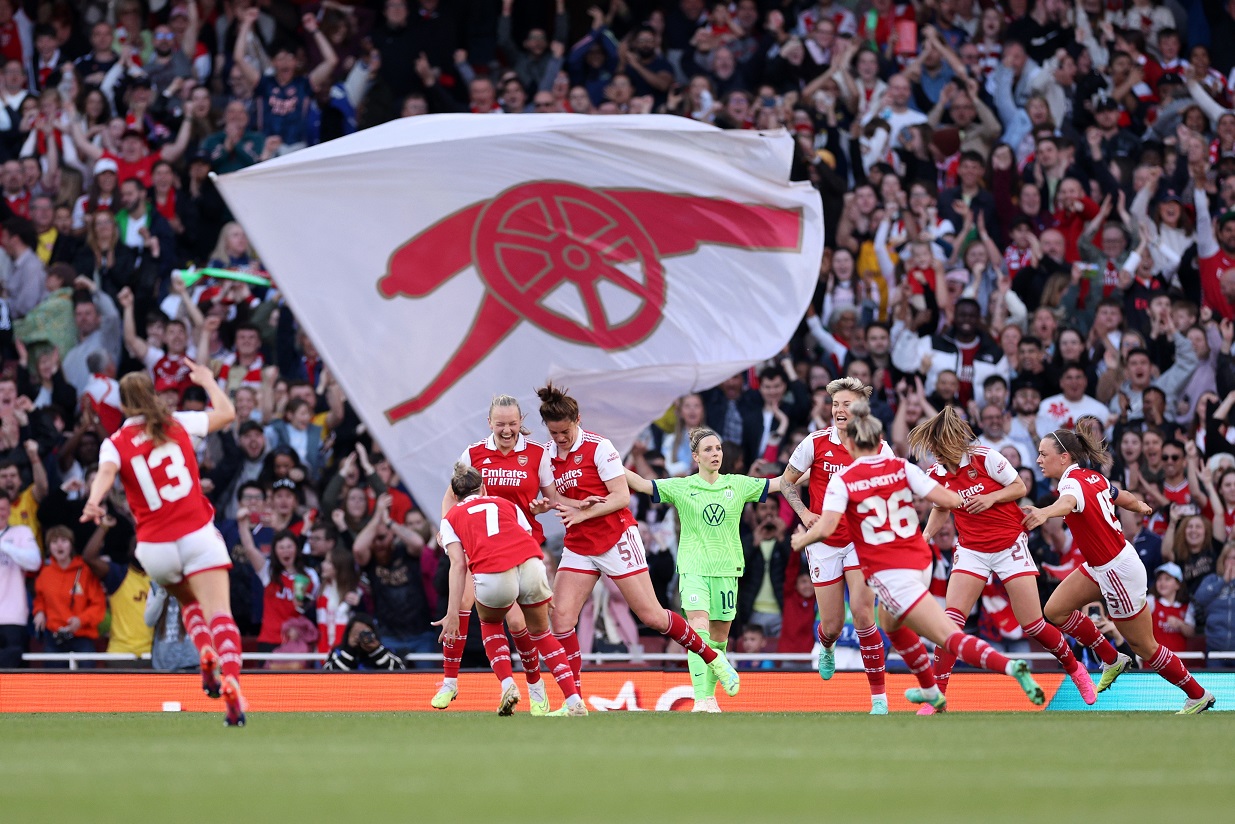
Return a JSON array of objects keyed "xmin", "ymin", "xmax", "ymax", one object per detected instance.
[{"xmin": 1, "ymin": 712, "xmax": 1231, "ymax": 823}]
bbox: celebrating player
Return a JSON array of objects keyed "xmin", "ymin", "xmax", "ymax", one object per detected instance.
[
  {"xmin": 793, "ymin": 401, "xmax": 1045, "ymax": 712},
  {"xmin": 1022, "ymin": 429, "xmax": 1216, "ymax": 714},
  {"xmin": 533, "ymin": 383, "xmax": 740, "ymax": 706},
  {"xmin": 909, "ymin": 407, "xmax": 1096, "ymax": 714},
  {"xmin": 625, "ymin": 427, "xmax": 770, "ymax": 712},
  {"xmin": 431, "ymin": 395, "xmax": 556, "ymax": 714},
  {"xmin": 435, "ymin": 465, "xmax": 586, "ymax": 716},
  {"xmin": 777, "ymin": 378, "xmax": 891, "ymax": 714},
  {"xmin": 81, "ymin": 362, "xmax": 247, "ymax": 725}
]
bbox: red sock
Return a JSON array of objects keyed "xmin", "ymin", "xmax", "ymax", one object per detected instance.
[
  {"xmin": 208, "ymin": 613, "xmax": 243, "ymax": 680},
  {"xmin": 854, "ymin": 624, "xmax": 886, "ymax": 695},
  {"xmin": 531, "ymin": 630, "xmax": 579, "ymax": 699},
  {"xmin": 945, "ymin": 632, "xmax": 1012, "ymax": 674},
  {"xmin": 1024, "ymin": 617, "xmax": 1079, "ymax": 672},
  {"xmin": 887, "ymin": 626, "xmax": 935, "ymax": 689},
  {"xmin": 508, "ymin": 626, "xmax": 541, "ymax": 685},
  {"xmin": 816, "ymin": 624, "xmax": 838, "ymax": 649},
  {"xmin": 1147, "ymin": 645, "xmax": 1205, "ymax": 699},
  {"xmin": 1061, "ymin": 611, "xmax": 1119, "ymax": 666},
  {"xmin": 180, "ymin": 601, "xmax": 213, "ymax": 656},
  {"xmin": 933, "ymin": 607, "xmax": 966, "ymax": 694},
  {"xmin": 442, "ymin": 610, "xmax": 470, "ymax": 679},
  {"xmin": 552, "ymin": 629, "xmax": 583, "ymax": 692},
  {"xmin": 662, "ymin": 610, "xmax": 717, "ymax": 663},
  {"xmin": 480, "ymin": 621, "xmax": 513, "ymax": 682}
]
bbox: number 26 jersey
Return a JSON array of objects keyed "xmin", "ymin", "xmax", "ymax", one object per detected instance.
[
  {"xmin": 99, "ymin": 412, "xmax": 216, "ymax": 542},
  {"xmin": 822, "ymin": 455, "xmax": 941, "ymax": 575}
]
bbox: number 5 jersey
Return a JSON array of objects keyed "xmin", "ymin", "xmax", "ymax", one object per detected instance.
[
  {"xmin": 822, "ymin": 455, "xmax": 942, "ymax": 574},
  {"xmin": 99, "ymin": 412, "xmax": 216, "ymax": 542}
]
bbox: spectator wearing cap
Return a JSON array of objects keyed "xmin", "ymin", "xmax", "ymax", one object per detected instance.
[
  {"xmin": 265, "ymin": 397, "xmax": 326, "ymax": 485},
  {"xmin": 266, "ymin": 477, "xmax": 306, "ymax": 535},
  {"xmin": 67, "ymin": 112, "xmax": 192, "ymax": 188},
  {"xmin": 2, "ymin": 215, "xmax": 45, "ymax": 317},
  {"xmin": 200, "ymin": 101, "xmax": 269, "ymax": 174},
  {"xmin": 61, "ymin": 275, "xmax": 121, "ymax": 394},
  {"xmin": 71, "ymin": 158, "xmax": 119, "ymax": 233},
  {"xmin": 208, "ymin": 419, "xmax": 268, "ymax": 521},
  {"xmin": 1148, "ymin": 561, "xmax": 1196, "ymax": 653},
  {"xmin": 233, "ymin": 10, "xmax": 338, "ymax": 153}
]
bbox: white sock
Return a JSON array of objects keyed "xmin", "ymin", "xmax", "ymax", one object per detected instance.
[
  {"xmin": 441, "ymin": 677, "xmax": 458, "ymax": 688},
  {"xmin": 1004, "ymin": 661, "xmax": 1019, "ymax": 676},
  {"xmin": 566, "ymin": 694, "xmax": 583, "ymax": 708},
  {"xmin": 501, "ymin": 677, "xmax": 516, "ymax": 693},
  {"xmin": 871, "ymin": 692, "xmax": 887, "ymax": 702},
  {"xmin": 527, "ymin": 680, "xmax": 547, "ymax": 702},
  {"xmin": 919, "ymin": 685, "xmax": 940, "ymax": 700}
]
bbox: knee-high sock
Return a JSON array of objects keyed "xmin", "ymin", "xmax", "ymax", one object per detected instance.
[
  {"xmin": 442, "ymin": 610, "xmax": 470, "ymax": 679},
  {"xmin": 508, "ymin": 626, "xmax": 541, "ymax": 685},
  {"xmin": 932, "ymin": 607, "xmax": 966, "ymax": 694},
  {"xmin": 530, "ymin": 630, "xmax": 579, "ymax": 699},
  {"xmin": 1146, "ymin": 644, "xmax": 1206, "ymax": 699},
  {"xmin": 662, "ymin": 610, "xmax": 717, "ymax": 663},
  {"xmin": 1060, "ymin": 611, "xmax": 1119, "ymax": 666},
  {"xmin": 480, "ymin": 622, "xmax": 513, "ymax": 682},
  {"xmin": 816, "ymin": 624, "xmax": 838, "ymax": 649},
  {"xmin": 552, "ymin": 629, "xmax": 582, "ymax": 692},
  {"xmin": 944, "ymin": 632, "xmax": 1012, "ymax": 674},
  {"xmin": 688, "ymin": 629, "xmax": 712, "ymax": 701},
  {"xmin": 180, "ymin": 602, "xmax": 213, "ymax": 656},
  {"xmin": 1024, "ymin": 617, "xmax": 1080, "ymax": 671},
  {"xmin": 703, "ymin": 638, "xmax": 726, "ymax": 696},
  {"xmin": 887, "ymin": 626, "xmax": 935, "ymax": 689},
  {"xmin": 854, "ymin": 623, "xmax": 887, "ymax": 697},
  {"xmin": 208, "ymin": 613, "xmax": 243, "ymax": 680}
]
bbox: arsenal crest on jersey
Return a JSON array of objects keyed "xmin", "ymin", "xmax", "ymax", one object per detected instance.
[
  {"xmin": 574, "ymin": 454, "xmax": 583, "ymax": 465},
  {"xmin": 517, "ymin": 454, "xmax": 528, "ymax": 467},
  {"xmin": 968, "ymin": 468, "xmax": 978, "ymax": 479}
]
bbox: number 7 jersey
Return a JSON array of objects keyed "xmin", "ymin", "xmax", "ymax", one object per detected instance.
[{"xmin": 99, "ymin": 412, "xmax": 216, "ymax": 542}]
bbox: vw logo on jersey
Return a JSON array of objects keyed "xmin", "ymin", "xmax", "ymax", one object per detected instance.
[{"xmin": 703, "ymin": 503, "xmax": 726, "ymax": 526}]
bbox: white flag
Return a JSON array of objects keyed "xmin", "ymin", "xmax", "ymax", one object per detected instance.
[{"xmin": 215, "ymin": 114, "xmax": 822, "ymax": 509}]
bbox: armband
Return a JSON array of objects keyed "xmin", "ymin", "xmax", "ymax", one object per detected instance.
[{"xmin": 1108, "ymin": 484, "xmax": 1120, "ymax": 501}]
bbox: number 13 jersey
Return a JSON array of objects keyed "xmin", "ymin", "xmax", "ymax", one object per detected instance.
[
  {"xmin": 99, "ymin": 412, "xmax": 216, "ymax": 542},
  {"xmin": 822, "ymin": 455, "xmax": 941, "ymax": 575}
]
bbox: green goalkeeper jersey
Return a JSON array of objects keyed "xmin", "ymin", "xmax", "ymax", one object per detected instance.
[{"xmin": 652, "ymin": 474, "xmax": 770, "ymax": 577}]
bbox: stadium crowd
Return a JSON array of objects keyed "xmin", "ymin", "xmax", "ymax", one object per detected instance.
[{"xmin": 2, "ymin": 0, "xmax": 1235, "ymax": 675}]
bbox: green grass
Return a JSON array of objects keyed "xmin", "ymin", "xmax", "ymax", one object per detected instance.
[{"xmin": 1, "ymin": 712, "xmax": 1231, "ymax": 823}]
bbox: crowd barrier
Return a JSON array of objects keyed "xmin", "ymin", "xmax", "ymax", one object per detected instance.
[{"xmin": 1, "ymin": 670, "xmax": 1232, "ymax": 713}]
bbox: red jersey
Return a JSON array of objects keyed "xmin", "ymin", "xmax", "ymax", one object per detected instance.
[
  {"xmin": 929, "ymin": 447, "xmax": 1024, "ymax": 553},
  {"xmin": 1200, "ymin": 250, "xmax": 1235, "ymax": 320},
  {"xmin": 99, "ymin": 412, "xmax": 216, "ymax": 543},
  {"xmin": 548, "ymin": 429, "xmax": 635, "ymax": 556},
  {"xmin": 1149, "ymin": 596, "xmax": 1193, "ymax": 653},
  {"xmin": 109, "ymin": 153, "xmax": 158, "ymax": 188},
  {"xmin": 440, "ymin": 494, "xmax": 542, "ymax": 574},
  {"xmin": 458, "ymin": 434, "xmax": 552, "ymax": 545},
  {"xmin": 258, "ymin": 563, "xmax": 318, "ymax": 645},
  {"xmin": 1149, "ymin": 479, "xmax": 1190, "ymax": 535},
  {"xmin": 1056, "ymin": 464, "xmax": 1128, "ymax": 567},
  {"xmin": 788, "ymin": 427, "xmax": 894, "ymax": 548},
  {"xmin": 216, "ymin": 352, "xmax": 264, "ymax": 391},
  {"xmin": 0, "ymin": 20, "xmax": 21, "ymax": 62},
  {"xmin": 822, "ymin": 455, "xmax": 940, "ymax": 574}
]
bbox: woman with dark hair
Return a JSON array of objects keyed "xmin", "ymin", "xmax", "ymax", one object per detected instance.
[
  {"xmin": 239, "ymin": 527, "xmax": 318, "ymax": 653},
  {"xmin": 1023, "ymin": 428, "xmax": 1214, "ymax": 713},
  {"xmin": 323, "ymin": 612, "xmax": 406, "ymax": 671}
]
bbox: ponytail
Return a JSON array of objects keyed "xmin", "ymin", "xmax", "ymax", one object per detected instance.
[
  {"xmin": 118, "ymin": 371, "xmax": 173, "ymax": 446},
  {"xmin": 1050, "ymin": 427, "xmax": 1110, "ymax": 468},
  {"xmin": 844, "ymin": 399, "xmax": 884, "ymax": 451},
  {"xmin": 907, "ymin": 406, "xmax": 975, "ymax": 468},
  {"xmin": 536, "ymin": 381, "xmax": 579, "ymax": 424}
]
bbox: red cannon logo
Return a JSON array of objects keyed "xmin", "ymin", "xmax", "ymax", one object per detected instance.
[{"xmin": 378, "ymin": 181, "xmax": 804, "ymax": 422}]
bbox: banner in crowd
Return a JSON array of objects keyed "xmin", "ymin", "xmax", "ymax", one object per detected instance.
[{"xmin": 215, "ymin": 114, "xmax": 823, "ymax": 507}]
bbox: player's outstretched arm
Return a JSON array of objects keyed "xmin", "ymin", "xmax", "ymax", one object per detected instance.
[
  {"xmin": 1021, "ymin": 495, "xmax": 1077, "ymax": 530},
  {"xmin": 556, "ymin": 475, "xmax": 630, "ymax": 527},
  {"xmin": 623, "ymin": 468, "xmax": 653, "ymax": 496},
  {"xmin": 922, "ymin": 506, "xmax": 950, "ymax": 543},
  {"xmin": 791, "ymin": 510, "xmax": 842, "ymax": 550},
  {"xmin": 1112, "ymin": 488, "xmax": 1152, "ymax": 516},
  {"xmin": 80, "ymin": 463, "xmax": 119, "ymax": 524},
  {"xmin": 186, "ymin": 358, "xmax": 235, "ymax": 433},
  {"xmin": 924, "ymin": 486, "xmax": 963, "ymax": 511}
]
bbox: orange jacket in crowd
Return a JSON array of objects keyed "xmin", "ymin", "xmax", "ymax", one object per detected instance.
[{"xmin": 33, "ymin": 556, "xmax": 108, "ymax": 639}]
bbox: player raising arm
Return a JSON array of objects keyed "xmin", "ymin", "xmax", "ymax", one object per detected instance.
[
  {"xmin": 82, "ymin": 361, "xmax": 247, "ymax": 725},
  {"xmin": 435, "ymin": 465, "xmax": 585, "ymax": 716},
  {"xmin": 625, "ymin": 427, "xmax": 770, "ymax": 712},
  {"xmin": 909, "ymin": 407, "xmax": 1096, "ymax": 714},
  {"xmin": 531, "ymin": 383, "xmax": 740, "ymax": 707},
  {"xmin": 431, "ymin": 395, "xmax": 556, "ymax": 714},
  {"xmin": 1022, "ymin": 428, "xmax": 1216, "ymax": 714},
  {"xmin": 793, "ymin": 401, "xmax": 1045, "ymax": 713}
]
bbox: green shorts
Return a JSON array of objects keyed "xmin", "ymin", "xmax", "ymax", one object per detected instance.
[{"xmin": 679, "ymin": 573, "xmax": 738, "ymax": 622}]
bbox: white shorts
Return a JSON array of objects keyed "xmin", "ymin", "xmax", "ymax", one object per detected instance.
[
  {"xmin": 952, "ymin": 534, "xmax": 1038, "ymax": 584},
  {"xmin": 866, "ymin": 567, "xmax": 932, "ymax": 620},
  {"xmin": 806, "ymin": 541, "xmax": 860, "ymax": 587},
  {"xmin": 135, "ymin": 522, "xmax": 231, "ymax": 587},
  {"xmin": 559, "ymin": 526, "xmax": 648, "ymax": 579},
  {"xmin": 474, "ymin": 558, "xmax": 554, "ymax": 609},
  {"xmin": 1080, "ymin": 543, "xmax": 1148, "ymax": 621}
]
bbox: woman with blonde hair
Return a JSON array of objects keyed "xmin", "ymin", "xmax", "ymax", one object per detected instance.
[
  {"xmin": 72, "ymin": 210, "xmax": 146, "ymax": 297},
  {"xmin": 910, "ymin": 406, "xmax": 1096, "ymax": 712}
]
